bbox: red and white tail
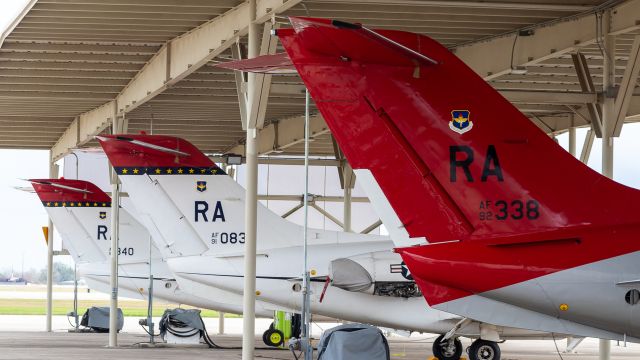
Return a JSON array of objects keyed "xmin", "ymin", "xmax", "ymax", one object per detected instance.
[
  {"xmin": 273, "ymin": 17, "xmax": 640, "ymax": 311},
  {"xmin": 30, "ymin": 178, "xmax": 156, "ymax": 265},
  {"xmin": 96, "ymin": 134, "xmax": 308, "ymax": 257}
]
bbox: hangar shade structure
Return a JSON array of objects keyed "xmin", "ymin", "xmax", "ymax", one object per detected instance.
[
  {"xmin": 1, "ymin": 0, "xmax": 640, "ymax": 358},
  {"xmin": 0, "ymin": 0, "xmax": 639, "ymax": 159}
]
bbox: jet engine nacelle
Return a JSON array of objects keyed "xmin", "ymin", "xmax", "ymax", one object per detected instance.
[{"xmin": 329, "ymin": 250, "xmax": 421, "ymax": 298}]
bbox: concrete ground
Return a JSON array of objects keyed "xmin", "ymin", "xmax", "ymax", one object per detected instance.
[{"xmin": 0, "ymin": 328, "xmax": 640, "ymax": 359}]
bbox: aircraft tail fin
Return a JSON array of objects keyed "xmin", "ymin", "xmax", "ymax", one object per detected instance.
[
  {"xmin": 31, "ymin": 178, "xmax": 157, "ymax": 264},
  {"xmin": 30, "ymin": 179, "xmax": 110, "ymax": 263},
  {"xmin": 97, "ymin": 134, "xmax": 305, "ymax": 256},
  {"xmin": 274, "ymin": 17, "xmax": 640, "ymax": 243}
]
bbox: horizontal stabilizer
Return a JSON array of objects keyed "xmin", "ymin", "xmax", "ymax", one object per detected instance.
[{"xmin": 215, "ymin": 52, "xmax": 296, "ymax": 74}]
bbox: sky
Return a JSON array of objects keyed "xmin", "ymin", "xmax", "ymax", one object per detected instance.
[{"xmin": 1, "ymin": 2, "xmax": 640, "ymax": 271}]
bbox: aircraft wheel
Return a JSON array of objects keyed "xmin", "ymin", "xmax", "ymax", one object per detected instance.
[
  {"xmin": 432, "ymin": 334, "xmax": 462, "ymax": 360},
  {"xmin": 263, "ymin": 328, "xmax": 285, "ymax": 347},
  {"xmin": 468, "ymin": 339, "xmax": 501, "ymax": 360}
]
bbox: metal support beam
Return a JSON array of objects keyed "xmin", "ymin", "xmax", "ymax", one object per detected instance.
[
  {"xmin": 600, "ymin": 13, "xmax": 615, "ymax": 360},
  {"xmin": 580, "ymin": 128, "xmax": 595, "ymax": 164},
  {"xmin": 281, "ymin": 202, "xmax": 304, "ymax": 219},
  {"xmin": 361, "ymin": 220, "xmax": 383, "ymax": 234},
  {"xmin": 228, "ymin": 114, "xmax": 328, "ymax": 156},
  {"xmin": 601, "ymin": 11, "xmax": 615, "ymax": 180},
  {"xmin": 572, "ymin": 52, "xmax": 603, "ymax": 137},
  {"xmin": 455, "ymin": 0, "xmax": 640, "ymax": 81},
  {"xmin": 568, "ymin": 115, "xmax": 577, "ymax": 157},
  {"xmin": 247, "ymin": 21, "xmax": 277, "ymax": 129},
  {"xmin": 231, "ymin": 42, "xmax": 248, "ymax": 128},
  {"xmin": 613, "ymin": 35, "xmax": 640, "ymax": 136},
  {"xmin": 50, "ymin": 0, "xmax": 302, "ymax": 160},
  {"xmin": 45, "ymin": 157, "xmax": 58, "ymax": 332},
  {"xmin": 310, "ymin": 203, "xmax": 344, "ymax": 229},
  {"xmin": 241, "ymin": 0, "xmax": 259, "ymax": 358}
]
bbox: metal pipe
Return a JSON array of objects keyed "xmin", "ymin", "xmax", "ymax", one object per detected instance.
[
  {"xmin": 45, "ymin": 157, "xmax": 58, "ymax": 332},
  {"xmin": 147, "ymin": 235, "xmax": 154, "ymax": 344},
  {"xmin": 241, "ymin": 2, "xmax": 259, "ymax": 357},
  {"xmin": 301, "ymin": 88, "xmax": 313, "ymax": 360}
]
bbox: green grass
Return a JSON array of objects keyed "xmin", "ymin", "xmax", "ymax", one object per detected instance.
[{"xmin": 0, "ymin": 299, "xmax": 239, "ymax": 318}]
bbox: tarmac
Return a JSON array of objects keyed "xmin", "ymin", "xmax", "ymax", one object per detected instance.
[{"xmin": 1, "ymin": 327, "xmax": 640, "ymax": 359}]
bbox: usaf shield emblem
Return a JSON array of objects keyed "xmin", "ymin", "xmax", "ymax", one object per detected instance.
[
  {"xmin": 99, "ymin": 212, "xmax": 106, "ymax": 220},
  {"xmin": 449, "ymin": 110, "xmax": 473, "ymax": 134},
  {"xmin": 196, "ymin": 181, "xmax": 207, "ymax": 192}
]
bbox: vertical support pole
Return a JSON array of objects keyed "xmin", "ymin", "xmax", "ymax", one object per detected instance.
[
  {"xmin": 568, "ymin": 115, "xmax": 577, "ymax": 158},
  {"xmin": 241, "ymin": 1, "xmax": 259, "ymax": 358},
  {"xmin": 600, "ymin": 338, "xmax": 611, "ymax": 360},
  {"xmin": 600, "ymin": 11, "xmax": 614, "ymax": 360},
  {"xmin": 109, "ymin": 105, "xmax": 121, "ymax": 348},
  {"xmin": 218, "ymin": 312, "xmax": 225, "ymax": 335},
  {"xmin": 46, "ymin": 155, "xmax": 58, "ymax": 332},
  {"xmin": 301, "ymin": 88, "xmax": 313, "ymax": 360},
  {"xmin": 343, "ymin": 186, "xmax": 352, "ymax": 232},
  {"xmin": 601, "ymin": 10, "xmax": 615, "ymax": 180},
  {"xmin": 147, "ymin": 235, "xmax": 154, "ymax": 344}
]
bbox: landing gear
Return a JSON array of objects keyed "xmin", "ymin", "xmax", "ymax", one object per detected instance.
[
  {"xmin": 432, "ymin": 334, "xmax": 463, "ymax": 360},
  {"xmin": 468, "ymin": 339, "xmax": 501, "ymax": 360}
]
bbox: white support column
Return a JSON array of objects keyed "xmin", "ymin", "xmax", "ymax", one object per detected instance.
[
  {"xmin": 343, "ymin": 186, "xmax": 352, "ymax": 232},
  {"xmin": 600, "ymin": 11, "xmax": 614, "ymax": 360},
  {"xmin": 241, "ymin": 0, "xmax": 259, "ymax": 358},
  {"xmin": 218, "ymin": 312, "xmax": 225, "ymax": 335},
  {"xmin": 45, "ymin": 156, "xmax": 58, "ymax": 332},
  {"xmin": 601, "ymin": 11, "xmax": 615, "ymax": 180},
  {"xmin": 108, "ymin": 104, "xmax": 121, "ymax": 347},
  {"xmin": 568, "ymin": 115, "xmax": 577, "ymax": 158}
]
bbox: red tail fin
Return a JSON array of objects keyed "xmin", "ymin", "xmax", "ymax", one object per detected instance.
[{"xmin": 277, "ymin": 17, "xmax": 640, "ymax": 243}]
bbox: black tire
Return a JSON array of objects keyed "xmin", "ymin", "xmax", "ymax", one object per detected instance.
[
  {"xmin": 468, "ymin": 339, "xmax": 501, "ymax": 360},
  {"xmin": 262, "ymin": 322, "xmax": 275, "ymax": 344},
  {"xmin": 263, "ymin": 328, "xmax": 285, "ymax": 347},
  {"xmin": 432, "ymin": 334, "xmax": 462, "ymax": 360}
]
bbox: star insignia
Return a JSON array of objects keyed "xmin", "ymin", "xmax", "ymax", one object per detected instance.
[
  {"xmin": 189, "ymin": 168, "xmax": 195, "ymax": 174},
  {"xmin": 62, "ymin": 202, "xmax": 66, "ymax": 207},
  {"xmin": 121, "ymin": 168, "xmax": 128, "ymax": 174},
  {"xmin": 177, "ymin": 168, "xmax": 184, "ymax": 174},
  {"xmin": 200, "ymin": 169, "xmax": 206, "ymax": 174},
  {"xmin": 166, "ymin": 168, "xmax": 173, "ymax": 174},
  {"xmin": 54, "ymin": 202, "xmax": 59, "ymax": 207},
  {"xmin": 102, "ymin": 203, "xmax": 107, "ymax": 207},
  {"xmin": 46, "ymin": 202, "xmax": 51, "ymax": 206},
  {"xmin": 133, "ymin": 168, "xmax": 139, "ymax": 174},
  {"xmin": 85, "ymin": 202, "xmax": 90, "ymax": 206},
  {"xmin": 155, "ymin": 168, "xmax": 161, "ymax": 174},
  {"xmin": 93, "ymin": 202, "xmax": 98, "ymax": 207},
  {"xmin": 70, "ymin": 202, "xmax": 75, "ymax": 207}
]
